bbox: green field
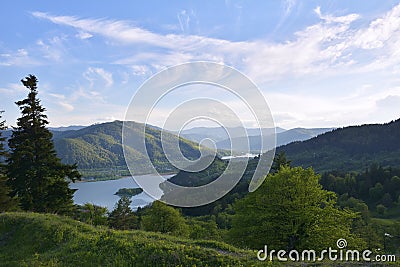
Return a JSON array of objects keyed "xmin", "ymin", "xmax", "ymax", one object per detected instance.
[{"xmin": 0, "ymin": 212, "xmax": 268, "ymax": 267}]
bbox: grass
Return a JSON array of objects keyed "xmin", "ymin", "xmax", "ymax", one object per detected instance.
[
  {"xmin": 1, "ymin": 212, "xmax": 398, "ymax": 266},
  {"xmin": 0, "ymin": 212, "xmax": 268, "ymax": 267}
]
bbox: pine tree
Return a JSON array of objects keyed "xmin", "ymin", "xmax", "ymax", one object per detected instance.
[
  {"xmin": 0, "ymin": 111, "xmax": 19, "ymax": 212},
  {"xmin": 271, "ymin": 151, "xmax": 291, "ymax": 172},
  {"xmin": 7, "ymin": 75, "xmax": 81, "ymax": 214},
  {"xmin": 108, "ymin": 197, "xmax": 138, "ymax": 230}
]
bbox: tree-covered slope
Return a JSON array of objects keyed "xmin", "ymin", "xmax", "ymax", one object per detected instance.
[
  {"xmin": 52, "ymin": 121, "xmax": 204, "ymax": 175},
  {"xmin": 0, "ymin": 212, "xmax": 265, "ymax": 267},
  {"xmin": 277, "ymin": 119, "xmax": 400, "ymax": 172}
]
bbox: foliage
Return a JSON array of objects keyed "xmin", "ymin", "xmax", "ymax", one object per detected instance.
[
  {"xmin": 370, "ymin": 218, "xmax": 400, "ymax": 254},
  {"xmin": 0, "ymin": 111, "xmax": 19, "ymax": 212},
  {"xmin": 164, "ymin": 155, "xmax": 227, "ymax": 188},
  {"xmin": 0, "ymin": 111, "xmax": 7, "ymax": 162},
  {"xmin": 52, "ymin": 121, "xmax": 213, "ymax": 176},
  {"xmin": 320, "ymin": 164, "xmax": 400, "ymax": 217},
  {"xmin": 0, "ymin": 173, "xmax": 19, "ymax": 212},
  {"xmin": 277, "ymin": 119, "xmax": 400, "ymax": 172},
  {"xmin": 174, "ymin": 156, "xmax": 258, "ymax": 217},
  {"xmin": 114, "ymin": 187, "xmax": 143, "ymax": 198},
  {"xmin": 74, "ymin": 203, "xmax": 108, "ymax": 226},
  {"xmin": 229, "ymin": 166, "xmax": 364, "ymax": 251},
  {"xmin": 6, "ymin": 75, "xmax": 81, "ymax": 214},
  {"xmin": 0, "ymin": 212, "xmax": 267, "ymax": 266},
  {"xmin": 271, "ymin": 151, "xmax": 291, "ymax": 172},
  {"xmin": 108, "ymin": 196, "xmax": 138, "ymax": 230},
  {"xmin": 187, "ymin": 216, "xmax": 221, "ymax": 240},
  {"xmin": 141, "ymin": 201, "xmax": 189, "ymax": 237}
]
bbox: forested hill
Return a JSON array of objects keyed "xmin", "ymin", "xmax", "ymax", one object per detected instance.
[
  {"xmin": 277, "ymin": 119, "xmax": 400, "ymax": 172},
  {"xmin": 52, "ymin": 121, "xmax": 203, "ymax": 175}
]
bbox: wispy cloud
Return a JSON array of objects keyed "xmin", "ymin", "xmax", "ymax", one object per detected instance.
[
  {"xmin": 36, "ymin": 36, "xmax": 66, "ymax": 62},
  {"xmin": 0, "ymin": 83, "xmax": 26, "ymax": 95},
  {"xmin": 314, "ymin": 6, "xmax": 360, "ymax": 24},
  {"xmin": 75, "ymin": 31, "xmax": 93, "ymax": 40},
  {"xmin": 177, "ymin": 10, "xmax": 190, "ymax": 33},
  {"xmin": 27, "ymin": 5, "xmax": 400, "ymax": 127},
  {"xmin": 47, "ymin": 93, "xmax": 74, "ymax": 112},
  {"xmin": 83, "ymin": 67, "xmax": 113, "ymax": 87},
  {"xmin": 0, "ymin": 49, "xmax": 40, "ymax": 66},
  {"xmin": 31, "ymin": 6, "xmax": 400, "ymax": 83}
]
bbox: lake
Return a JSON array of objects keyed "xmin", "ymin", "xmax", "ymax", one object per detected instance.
[
  {"xmin": 69, "ymin": 174, "xmax": 174, "ymax": 211},
  {"xmin": 221, "ymin": 153, "xmax": 259, "ymax": 160}
]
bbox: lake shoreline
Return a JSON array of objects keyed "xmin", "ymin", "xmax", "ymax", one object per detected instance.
[
  {"xmin": 70, "ymin": 174, "xmax": 175, "ymax": 211},
  {"xmin": 74, "ymin": 171, "xmax": 178, "ymax": 183}
]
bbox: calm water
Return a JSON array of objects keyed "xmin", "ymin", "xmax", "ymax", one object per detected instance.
[{"xmin": 69, "ymin": 174, "xmax": 173, "ymax": 211}]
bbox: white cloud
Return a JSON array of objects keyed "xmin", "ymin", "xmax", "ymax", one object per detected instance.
[
  {"xmin": 59, "ymin": 102, "xmax": 74, "ymax": 112},
  {"xmin": 36, "ymin": 37, "xmax": 65, "ymax": 62},
  {"xmin": 0, "ymin": 48, "xmax": 39, "ymax": 66},
  {"xmin": 352, "ymin": 4, "xmax": 400, "ymax": 49},
  {"xmin": 376, "ymin": 94, "xmax": 400, "ymax": 109},
  {"xmin": 47, "ymin": 93, "xmax": 74, "ymax": 111},
  {"xmin": 29, "ymin": 8, "xmax": 364, "ymax": 82},
  {"xmin": 83, "ymin": 67, "xmax": 113, "ymax": 87},
  {"xmin": 283, "ymin": 0, "xmax": 296, "ymax": 16},
  {"xmin": 177, "ymin": 10, "xmax": 190, "ymax": 33},
  {"xmin": 130, "ymin": 65, "xmax": 152, "ymax": 76},
  {"xmin": 29, "ymin": 5, "xmax": 400, "ymax": 127},
  {"xmin": 0, "ymin": 83, "xmax": 26, "ymax": 95},
  {"xmin": 314, "ymin": 6, "xmax": 360, "ymax": 24},
  {"xmin": 76, "ymin": 31, "xmax": 93, "ymax": 40}
]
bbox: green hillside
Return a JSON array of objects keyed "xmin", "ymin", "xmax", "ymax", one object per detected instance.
[
  {"xmin": 52, "ymin": 121, "xmax": 205, "ymax": 178},
  {"xmin": 277, "ymin": 119, "xmax": 400, "ymax": 173},
  {"xmin": 0, "ymin": 212, "xmax": 265, "ymax": 267}
]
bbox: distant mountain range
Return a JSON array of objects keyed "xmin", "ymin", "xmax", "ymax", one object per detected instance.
[
  {"xmin": 214, "ymin": 127, "xmax": 332, "ymax": 152},
  {"xmin": 48, "ymin": 125, "xmax": 87, "ymax": 131},
  {"xmin": 179, "ymin": 126, "xmax": 286, "ymax": 143},
  {"xmin": 3, "ymin": 119, "xmax": 398, "ymax": 177},
  {"xmin": 179, "ymin": 126, "xmax": 332, "ymax": 152}
]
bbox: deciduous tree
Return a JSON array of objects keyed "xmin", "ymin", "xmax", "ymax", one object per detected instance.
[
  {"xmin": 229, "ymin": 166, "xmax": 364, "ymax": 250},
  {"xmin": 141, "ymin": 201, "xmax": 189, "ymax": 237}
]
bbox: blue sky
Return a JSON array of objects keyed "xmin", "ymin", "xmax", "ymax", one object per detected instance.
[{"xmin": 1, "ymin": 0, "xmax": 400, "ymax": 129}]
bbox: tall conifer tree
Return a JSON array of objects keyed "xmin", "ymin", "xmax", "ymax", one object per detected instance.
[{"xmin": 7, "ymin": 75, "xmax": 81, "ymax": 213}]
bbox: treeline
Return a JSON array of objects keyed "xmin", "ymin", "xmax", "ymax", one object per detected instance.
[
  {"xmin": 83, "ymin": 158, "xmax": 399, "ymax": 254},
  {"xmin": 75, "ymin": 198, "xmax": 217, "ymax": 240},
  {"xmin": 277, "ymin": 118, "xmax": 400, "ymax": 172},
  {"xmin": 321, "ymin": 164, "xmax": 400, "ymax": 216},
  {"xmin": 163, "ymin": 152, "xmax": 400, "ymax": 254}
]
